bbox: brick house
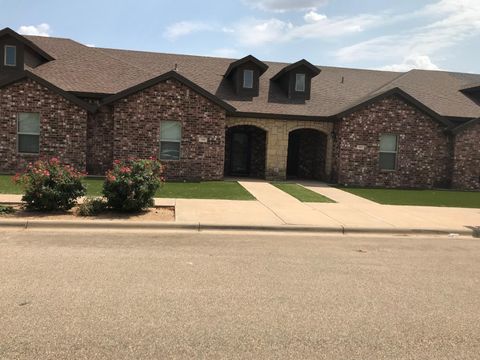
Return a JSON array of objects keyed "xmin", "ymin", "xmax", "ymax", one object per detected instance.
[{"xmin": 0, "ymin": 27, "xmax": 479, "ymax": 190}]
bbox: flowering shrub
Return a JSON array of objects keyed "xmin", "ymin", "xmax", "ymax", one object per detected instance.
[
  {"xmin": 103, "ymin": 158, "xmax": 164, "ymax": 212},
  {"xmin": 14, "ymin": 158, "xmax": 86, "ymax": 211}
]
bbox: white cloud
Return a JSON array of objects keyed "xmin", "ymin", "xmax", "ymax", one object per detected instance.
[
  {"xmin": 336, "ymin": 0, "xmax": 480, "ymax": 66},
  {"xmin": 230, "ymin": 12, "xmax": 382, "ymax": 47},
  {"xmin": 243, "ymin": 0, "xmax": 328, "ymax": 12},
  {"xmin": 380, "ymin": 55, "xmax": 440, "ymax": 72},
  {"xmin": 163, "ymin": 21, "xmax": 213, "ymax": 41},
  {"xmin": 304, "ymin": 10, "xmax": 327, "ymax": 23},
  {"xmin": 232, "ymin": 18, "xmax": 293, "ymax": 46},
  {"xmin": 18, "ymin": 23, "xmax": 51, "ymax": 37}
]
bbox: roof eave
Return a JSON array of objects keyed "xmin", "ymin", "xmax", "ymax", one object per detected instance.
[
  {"xmin": 450, "ymin": 117, "xmax": 480, "ymax": 134},
  {"xmin": 230, "ymin": 111, "xmax": 335, "ymax": 122}
]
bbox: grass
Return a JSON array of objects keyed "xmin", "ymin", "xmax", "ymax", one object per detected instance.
[
  {"xmin": 0, "ymin": 175, "xmax": 255, "ymax": 200},
  {"xmin": 272, "ymin": 182, "xmax": 334, "ymax": 203},
  {"xmin": 157, "ymin": 181, "xmax": 255, "ymax": 200},
  {"xmin": 0, "ymin": 175, "xmax": 22, "ymax": 194},
  {"xmin": 83, "ymin": 178, "xmax": 104, "ymax": 196},
  {"xmin": 340, "ymin": 187, "xmax": 480, "ymax": 208}
]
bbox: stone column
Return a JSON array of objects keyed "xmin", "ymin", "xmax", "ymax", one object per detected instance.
[{"xmin": 265, "ymin": 121, "xmax": 288, "ymax": 180}]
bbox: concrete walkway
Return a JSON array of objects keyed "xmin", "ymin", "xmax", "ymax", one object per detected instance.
[
  {"xmin": 238, "ymin": 180, "xmax": 342, "ymax": 227},
  {"xmin": 300, "ymin": 181, "xmax": 480, "ymax": 231}
]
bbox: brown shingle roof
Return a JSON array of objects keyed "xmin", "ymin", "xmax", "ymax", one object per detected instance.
[{"xmin": 24, "ymin": 35, "xmax": 480, "ymax": 119}]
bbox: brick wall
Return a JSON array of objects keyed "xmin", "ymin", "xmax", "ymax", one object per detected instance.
[
  {"xmin": 452, "ymin": 121, "xmax": 480, "ymax": 190},
  {"xmin": 333, "ymin": 95, "xmax": 451, "ymax": 188},
  {"xmin": 86, "ymin": 105, "xmax": 114, "ymax": 175},
  {"xmin": 0, "ymin": 78, "xmax": 87, "ymax": 173},
  {"xmin": 111, "ymin": 79, "xmax": 226, "ymax": 180}
]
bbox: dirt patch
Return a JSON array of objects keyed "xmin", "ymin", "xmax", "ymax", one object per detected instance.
[{"xmin": 0, "ymin": 204, "xmax": 175, "ymax": 222}]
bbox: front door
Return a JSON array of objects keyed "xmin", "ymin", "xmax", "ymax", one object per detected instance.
[{"xmin": 230, "ymin": 131, "xmax": 250, "ymax": 176}]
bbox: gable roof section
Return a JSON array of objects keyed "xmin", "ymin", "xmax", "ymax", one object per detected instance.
[
  {"xmin": 0, "ymin": 70, "xmax": 95, "ymax": 112},
  {"xmin": 451, "ymin": 117, "xmax": 480, "ymax": 134},
  {"xmin": 0, "ymin": 28, "xmax": 54, "ymax": 61},
  {"xmin": 100, "ymin": 70, "xmax": 236, "ymax": 112},
  {"xmin": 271, "ymin": 59, "xmax": 321, "ymax": 81},
  {"xmin": 335, "ymin": 87, "xmax": 452, "ymax": 127},
  {"xmin": 224, "ymin": 55, "xmax": 269, "ymax": 78}
]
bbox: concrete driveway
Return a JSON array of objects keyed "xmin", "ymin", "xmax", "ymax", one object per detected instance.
[{"xmin": 1, "ymin": 230, "xmax": 480, "ymax": 359}]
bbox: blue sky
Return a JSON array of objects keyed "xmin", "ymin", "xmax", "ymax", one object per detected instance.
[{"xmin": 2, "ymin": 0, "xmax": 480, "ymax": 73}]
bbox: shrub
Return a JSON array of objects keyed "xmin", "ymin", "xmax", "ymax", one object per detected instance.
[
  {"xmin": 0, "ymin": 205, "xmax": 15, "ymax": 215},
  {"xmin": 76, "ymin": 197, "xmax": 108, "ymax": 216},
  {"xmin": 14, "ymin": 158, "xmax": 86, "ymax": 211},
  {"xmin": 103, "ymin": 158, "xmax": 164, "ymax": 212}
]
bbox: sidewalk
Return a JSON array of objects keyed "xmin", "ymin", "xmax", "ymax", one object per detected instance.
[{"xmin": 1, "ymin": 183, "xmax": 479, "ymax": 236}]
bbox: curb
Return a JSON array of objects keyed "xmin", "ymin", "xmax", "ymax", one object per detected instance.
[{"xmin": 0, "ymin": 219, "xmax": 477, "ymax": 237}]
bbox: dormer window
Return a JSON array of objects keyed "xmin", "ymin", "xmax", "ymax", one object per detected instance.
[
  {"xmin": 271, "ymin": 59, "xmax": 321, "ymax": 101},
  {"xmin": 0, "ymin": 27, "xmax": 55, "ymax": 72},
  {"xmin": 295, "ymin": 73, "xmax": 306, "ymax": 92},
  {"xmin": 224, "ymin": 55, "xmax": 269, "ymax": 97},
  {"xmin": 243, "ymin": 70, "xmax": 254, "ymax": 89},
  {"xmin": 4, "ymin": 45, "xmax": 16, "ymax": 66}
]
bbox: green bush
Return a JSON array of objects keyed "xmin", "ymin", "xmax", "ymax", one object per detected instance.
[
  {"xmin": 76, "ymin": 197, "xmax": 108, "ymax": 216},
  {"xmin": 14, "ymin": 158, "xmax": 86, "ymax": 211},
  {"xmin": 0, "ymin": 205, "xmax": 15, "ymax": 215},
  {"xmin": 102, "ymin": 158, "xmax": 164, "ymax": 212}
]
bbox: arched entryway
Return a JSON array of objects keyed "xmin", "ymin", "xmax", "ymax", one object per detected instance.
[
  {"xmin": 287, "ymin": 128, "xmax": 328, "ymax": 180},
  {"xmin": 225, "ymin": 125, "xmax": 267, "ymax": 178}
]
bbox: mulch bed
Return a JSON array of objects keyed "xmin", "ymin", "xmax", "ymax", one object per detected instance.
[{"xmin": 0, "ymin": 204, "xmax": 175, "ymax": 222}]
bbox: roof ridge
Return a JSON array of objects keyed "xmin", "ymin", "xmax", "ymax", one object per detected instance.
[
  {"xmin": 365, "ymin": 70, "xmax": 414, "ymax": 96},
  {"xmin": 93, "ymin": 47, "xmax": 156, "ymax": 78}
]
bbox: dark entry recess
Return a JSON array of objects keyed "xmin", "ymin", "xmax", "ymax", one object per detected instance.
[
  {"xmin": 225, "ymin": 125, "xmax": 267, "ymax": 178},
  {"xmin": 287, "ymin": 128, "xmax": 327, "ymax": 180}
]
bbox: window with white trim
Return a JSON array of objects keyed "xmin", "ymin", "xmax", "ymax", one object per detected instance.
[
  {"xmin": 379, "ymin": 134, "xmax": 398, "ymax": 170},
  {"xmin": 295, "ymin": 73, "xmax": 306, "ymax": 92},
  {"xmin": 18, "ymin": 113, "xmax": 40, "ymax": 154},
  {"xmin": 160, "ymin": 121, "xmax": 181, "ymax": 160},
  {"xmin": 243, "ymin": 69, "xmax": 254, "ymax": 89},
  {"xmin": 4, "ymin": 45, "xmax": 16, "ymax": 66}
]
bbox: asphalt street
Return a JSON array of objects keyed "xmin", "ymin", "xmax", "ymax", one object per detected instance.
[{"xmin": 0, "ymin": 229, "xmax": 479, "ymax": 359}]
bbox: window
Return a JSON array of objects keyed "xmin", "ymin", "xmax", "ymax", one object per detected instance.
[
  {"xmin": 4, "ymin": 45, "xmax": 16, "ymax": 66},
  {"xmin": 243, "ymin": 69, "xmax": 254, "ymax": 89},
  {"xmin": 379, "ymin": 134, "xmax": 398, "ymax": 170},
  {"xmin": 18, "ymin": 113, "xmax": 40, "ymax": 154},
  {"xmin": 295, "ymin": 73, "xmax": 306, "ymax": 92},
  {"xmin": 160, "ymin": 121, "xmax": 181, "ymax": 160}
]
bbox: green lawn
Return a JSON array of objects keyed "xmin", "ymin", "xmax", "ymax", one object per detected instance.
[
  {"xmin": 0, "ymin": 175, "xmax": 22, "ymax": 194},
  {"xmin": 0, "ymin": 175, "xmax": 255, "ymax": 200},
  {"xmin": 340, "ymin": 187, "xmax": 480, "ymax": 208},
  {"xmin": 157, "ymin": 181, "xmax": 255, "ymax": 200},
  {"xmin": 272, "ymin": 183, "xmax": 334, "ymax": 203}
]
